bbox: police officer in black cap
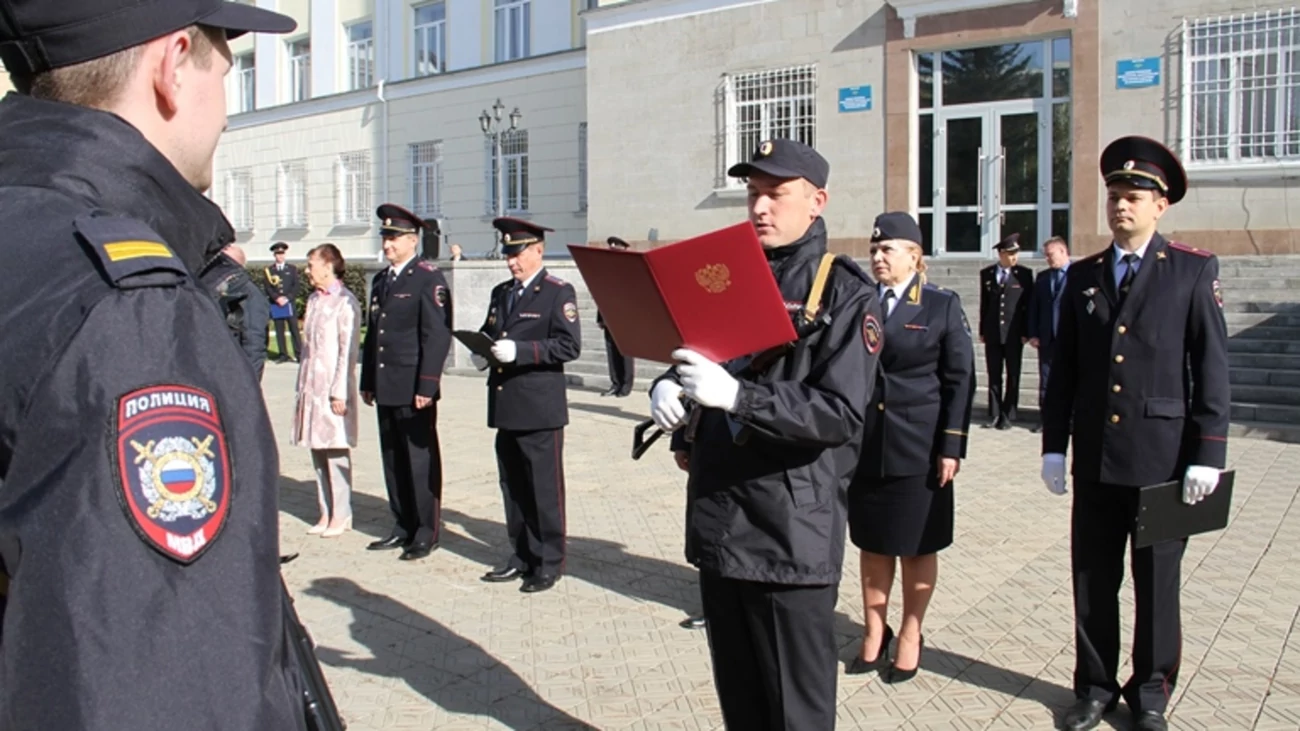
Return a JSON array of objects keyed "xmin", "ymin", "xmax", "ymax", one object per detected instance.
[
  {"xmin": 0, "ymin": 1, "xmax": 308, "ymax": 728},
  {"xmin": 1041, "ymin": 136, "xmax": 1229, "ymax": 731},
  {"xmin": 649, "ymin": 138, "xmax": 881, "ymax": 730},
  {"xmin": 978, "ymin": 232, "xmax": 1034, "ymax": 429},
  {"xmin": 200, "ymin": 242, "xmax": 270, "ymax": 381},
  {"xmin": 595, "ymin": 235, "xmax": 635, "ymax": 397},
  {"xmin": 360, "ymin": 203, "xmax": 454, "ymax": 561},
  {"xmin": 265, "ymin": 241, "xmax": 303, "ymax": 363},
  {"xmin": 473, "ymin": 216, "xmax": 581, "ymax": 594}
]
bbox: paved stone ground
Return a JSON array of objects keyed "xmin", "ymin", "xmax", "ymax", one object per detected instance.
[{"xmin": 267, "ymin": 364, "xmax": 1300, "ymax": 730}]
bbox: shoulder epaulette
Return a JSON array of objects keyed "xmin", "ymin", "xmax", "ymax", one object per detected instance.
[
  {"xmin": 1082, "ymin": 250, "xmax": 1106, "ymax": 264},
  {"xmin": 1167, "ymin": 241, "xmax": 1213, "ymax": 258},
  {"xmin": 75, "ymin": 214, "xmax": 187, "ymax": 289},
  {"xmin": 544, "ymin": 274, "xmax": 569, "ymax": 286},
  {"xmin": 417, "ymin": 260, "xmax": 439, "ymax": 272}
]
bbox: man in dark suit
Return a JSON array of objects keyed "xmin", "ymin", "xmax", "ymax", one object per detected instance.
[
  {"xmin": 360, "ymin": 204, "xmax": 454, "ymax": 561},
  {"xmin": 1041, "ymin": 137, "xmax": 1230, "ymax": 731},
  {"xmin": 1026, "ymin": 236, "xmax": 1071, "ymax": 432},
  {"xmin": 596, "ymin": 236, "xmax": 635, "ymax": 397},
  {"xmin": 472, "ymin": 217, "xmax": 581, "ymax": 593},
  {"xmin": 978, "ymin": 234, "xmax": 1034, "ymax": 429},
  {"xmin": 263, "ymin": 241, "xmax": 302, "ymax": 363}
]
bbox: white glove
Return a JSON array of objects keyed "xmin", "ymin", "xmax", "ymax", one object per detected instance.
[
  {"xmin": 1041, "ymin": 453, "xmax": 1067, "ymax": 495},
  {"xmin": 1183, "ymin": 465, "xmax": 1220, "ymax": 505},
  {"xmin": 673, "ymin": 348, "xmax": 740, "ymax": 412},
  {"xmin": 491, "ymin": 339, "xmax": 517, "ymax": 364},
  {"xmin": 651, "ymin": 380, "xmax": 687, "ymax": 432},
  {"xmin": 470, "ymin": 353, "xmax": 489, "ymax": 371}
]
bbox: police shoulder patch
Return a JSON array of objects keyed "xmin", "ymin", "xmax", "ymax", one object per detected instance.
[
  {"xmin": 113, "ymin": 385, "xmax": 231, "ymax": 563},
  {"xmin": 75, "ymin": 215, "xmax": 187, "ymax": 288},
  {"xmin": 1212, "ymin": 278, "xmax": 1224, "ymax": 309},
  {"xmin": 862, "ymin": 313, "xmax": 883, "ymax": 355},
  {"xmin": 563, "ymin": 301, "xmax": 579, "ymax": 322},
  {"xmin": 434, "ymin": 283, "xmax": 449, "ymax": 306}
]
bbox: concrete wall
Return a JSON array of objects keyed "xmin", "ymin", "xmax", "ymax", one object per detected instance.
[
  {"xmin": 585, "ymin": 0, "xmax": 889, "ymax": 248},
  {"xmin": 213, "ymin": 57, "xmax": 587, "ymax": 265}
]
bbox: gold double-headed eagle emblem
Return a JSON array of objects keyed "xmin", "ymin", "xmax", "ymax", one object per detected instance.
[{"xmin": 695, "ymin": 264, "xmax": 731, "ymax": 294}]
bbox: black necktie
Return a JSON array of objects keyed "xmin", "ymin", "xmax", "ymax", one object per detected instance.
[
  {"xmin": 1118, "ymin": 253, "xmax": 1140, "ymax": 299},
  {"xmin": 882, "ymin": 288, "xmax": 897, "ymax": 319},
  {"xmin": 1051, "ymin": 269, "xmax": 1062, "ymax": 299},
  {"xmin": 505, "ymin": 285, "xmax": 522, "ymax": 316}
]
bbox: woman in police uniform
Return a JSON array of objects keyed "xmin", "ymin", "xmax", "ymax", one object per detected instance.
[{"xmin": 847, "ymin": 212, "xmax": 975, "ymax": 682}]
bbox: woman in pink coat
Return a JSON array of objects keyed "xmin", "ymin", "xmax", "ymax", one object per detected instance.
[{"xmin": 292, "ymin": 243, "xmax": 360, "ymax": 537}]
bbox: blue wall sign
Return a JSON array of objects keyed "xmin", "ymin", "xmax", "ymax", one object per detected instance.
[
  {"xmin": 838, "ymin": 86, "xmax": 873, "ymax": 113},
  {"xmin": 1116, "ymin": 58, "xmax": 1161, "ymax": 89}
]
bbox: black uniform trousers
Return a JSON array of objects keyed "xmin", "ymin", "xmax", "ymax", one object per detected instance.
[
  {"xmin": 1037, "ymin": 344, "xmax": 1054, "ymax": 426},
  {"xmin": 604, "ymin": 329, "xmax": 634, "ymax": 395},
  {"xmin": 985, "ymin": 337, "xmax": 1024, "ymax": 420},
  {"xmin": 1072, "ymin": 479, "xmax": 1185, "ymax": 714},
  {"xmin": 273, "ymin": 316, "xmax": 302, "ymax": 361},
  {"xmin": 376, "ymin": 403, "xmax": 444, "ymax": 545},
  {"xmin": 495, "ymin": 428, "xmax": 566, "ymax": 577},
  {"xmin": 700, "ymin": 573, "xmax": 839, "ymax": 731}
]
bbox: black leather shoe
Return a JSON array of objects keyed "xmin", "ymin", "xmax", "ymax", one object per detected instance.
[
  {"xmin": 367, "ymin": 535, "xmax": 407, "ymax": 551},
  {"xmin": 996, "ymin": 417, "xmax": 1011, "ymax": 430},
  {"xmin": 982, "ymin": 418, "xmax": 999, "ymax": 429},
  {"xmin": 520, "ymin": 574, "xmax": 559, "ymax": 593},
  {"xmin": 846, "ymin": 624, "xmax": 894, "ymax": 675},
  {"xmin": 1061, "ymin": 699, "xmax": 1109, "ymax": 731},
  {"xmin": 600, "ymin": 387, "xmax": 617, "ymax": 397},
  {"xmin": 882, "ymin": 634, "xmax": 923, "ymax": 684},
  {"xmin": 1031, "ymin": 424, "xmax": 1043, "ymax": 433},
  {"xmin": 1132, "ymin": 711, "xmax": 1167, "ymax": 731},
  {"xmin": 679, "ymin": 615, "xmax": 707, "ymax": 630},
  {"xmin": 481, "ymin": 566, "xmax": 527, "ymax": 582},
  {"xmin": 398, "ymin": 542, "xmax": 438, "ymax": 561}
]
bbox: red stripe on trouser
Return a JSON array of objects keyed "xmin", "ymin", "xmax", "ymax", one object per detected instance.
[
  {"xmin": 555, "ymin": 429, "xmax": 566, "ymax": 571},
  {"xmin": 429, "ymin": 405, "xmax": 440, "ymax": 542}
]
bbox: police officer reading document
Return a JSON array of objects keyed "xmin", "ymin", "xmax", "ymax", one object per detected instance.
[
  {"xmin": 0, "ymin": 2, "xmax": 308, "ymax": 729},
  {"xmin": 650, "ymin": 139, "xmax": 882, "ymax": 730},
  {"xmin": 1041, "ymin": 136, "xmax": 1230, "ymax": 731}
]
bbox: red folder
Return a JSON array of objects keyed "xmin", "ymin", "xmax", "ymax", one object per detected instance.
[{"xmin": 567, "ymin": 222, "xmax": 796, "ymax": 364}]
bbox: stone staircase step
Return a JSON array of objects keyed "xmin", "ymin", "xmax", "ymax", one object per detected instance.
[
  {"xmin": 1229, "ymin": 368, "xmax": 1300, "ymax": 388},
  {"xmin": 1232, "ymin": 401, "xmax": 1300, "ymax": 423},
  {"xmin": 1229, "ymin": 352, "xmax": 1300, "ymax": 370}
]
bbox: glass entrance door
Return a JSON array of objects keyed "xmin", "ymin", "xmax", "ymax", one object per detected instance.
[
  {"xmin": 932, "ymin": 101, "xmax": 1046, "ymax": 256},
  {"xmin": 916, "ymin": 38, "xmax": 1072, "ymax": 258}
]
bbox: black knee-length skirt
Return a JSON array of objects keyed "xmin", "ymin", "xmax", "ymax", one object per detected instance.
[{"xmin": 848, "ymin": 472, "xmax": 953, "ymax": 557}]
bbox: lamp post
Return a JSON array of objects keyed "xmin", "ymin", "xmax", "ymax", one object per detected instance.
[{"xmin": 479, "ymin": 98, "xmax": 523, "ymax": 221}]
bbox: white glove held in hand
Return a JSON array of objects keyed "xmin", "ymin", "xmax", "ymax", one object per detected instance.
[
  {"xmin": 673, "ymin": 349, "xmax": 740, "ymax": 412},
  {"xmin": 1183, "ymin": 465, "xmax": 1220, "ymax": 505},
  {"xmin": 491, "ymin": 339, "xmax": 517, "ymax": 364},
  {"xmin": 470, "ymin": 353, "xmax": 489, "ymax": 371},
  {"xmin": 650, "ymin": 380, "xmax": 687, "ymax": 432},
  {"xmin": 1041, "ymin": 453, "xmax": 1067, "ymax": 495}
]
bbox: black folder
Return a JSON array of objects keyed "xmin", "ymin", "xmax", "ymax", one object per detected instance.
[
  {"xmin": 453, "ymin": 330, "xmax": 503, "ymax": 366},
  {"xmin": 1133, "ymin": 470, "xmax": 1234, "ymax": 548}
]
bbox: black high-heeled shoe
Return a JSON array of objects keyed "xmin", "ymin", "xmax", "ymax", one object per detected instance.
[
  {"xmin": 846, "ymin": 624, "xmax": 894, "ymax": 675},
  {"xmin": 883, "ymin": 634, "xmax": 924, "ymax": 683}
]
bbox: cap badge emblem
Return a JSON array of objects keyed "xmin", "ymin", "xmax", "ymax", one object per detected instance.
[
  {"xmin": 758, "ymin": 141, "xmax": 773, "ymax": 157},
  {"xmin": 1123, "ymin": 160, "xmax": 1135, "ymax": 170}
]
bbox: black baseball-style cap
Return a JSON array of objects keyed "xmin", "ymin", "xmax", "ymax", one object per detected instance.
[
  {"xmin": 870, "ymin": 212, "xmax": 923, "ymax": 246},
  {"xmin": 727, "ymin": 138, "xmax": 830, "ymax": 189},
  {"xmin": 1100, "ymin": 135, "xmax": 1187, "ymax": 205},
  {"xmin": 0, "ymin": 0, "xmax": 296, "ymax": 75}
]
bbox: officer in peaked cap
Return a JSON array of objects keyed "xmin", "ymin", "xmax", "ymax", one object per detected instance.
[
  {"xmin": 978, "ymin": 232, "xmax": 1034, "ymax": 429},
  {"xmin": 360, "ymin": 202, "xmax": 454, "ymax": 561},
  {"xmin": 596, "ymin": 236, "xmax": 635, "ymax": 397},
  {"xmin": 649, "ymin": 137, "xmax": 882, "ymax": 730},
  {"xmin": 264, "ymin": 240, "xmax": 302, "ymax": 363},
  {"xmin": 1042, "ymin": 135, "xmax": 1227, "ymax": 731},
  {"xmin": 0, "ymin": 1, "xmax": 315, "ymax": 728},
  {"xmin": 472, "ymin": 216, "xmax": 581, "ymax": 594}
]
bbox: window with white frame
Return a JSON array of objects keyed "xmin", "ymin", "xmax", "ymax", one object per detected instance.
[
  {"xmin": 235, "ymin": 52, "xmax": 255, "ymax": 112},
  {"xmin": 1186, "ymin": 8, "xmax": 1300, "ymax": 164},
  {"xmin": 335, "ymin": 151, "xmax": 371, "ymax": 225},
  {"xmin": 346, "ymin": 21, "xmax": 374, "ymax": 90},
  {"xmin": 720, "ymin": 64, "xmax": 817, "ymax": 186},
  {"xmin": 485, "ymin": 130, "xmax": 529, "ymax": 213},
  {"xmin": 276, "ymin": 159, "xmax": 308, "ymax": 229},
  {"xmin": 287, "ymin": 39, "xmax": 311, "ymax": 102},
  {"xmin": 578, "ymin": 122, "xmax": 588, "ymax": 211},
  {"xmin": 414, "ymin": 2, "xmax": 446, "ymax": 76},
  {"xmin": 224, "ymin": 168, "xmax": 254, "ymax": 231},
  {"xmin": 494, "ymin": 0, "xmax": 531, "ymax": 63},
  {"xmin": 410, "ymin": 141, "xmax": 443, "ymax": 218}
]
